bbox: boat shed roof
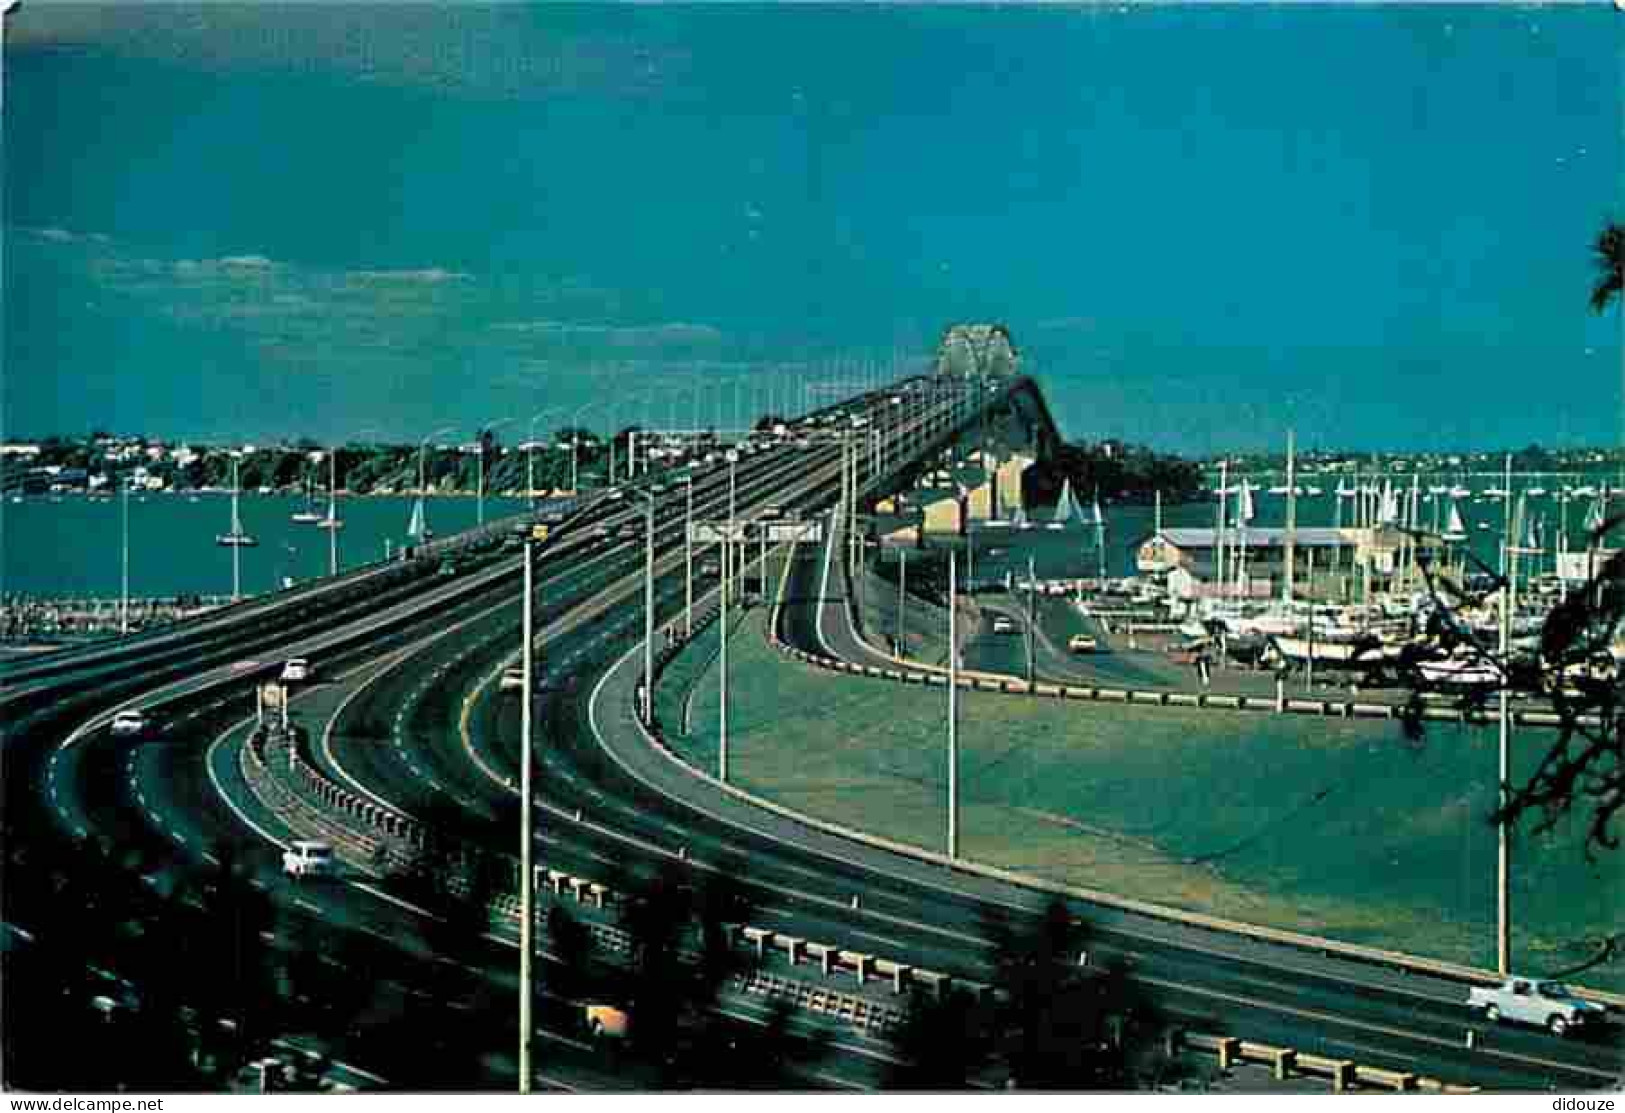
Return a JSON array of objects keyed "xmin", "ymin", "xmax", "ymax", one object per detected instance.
[{"xmin": 1150, "ymin": 528, "xmax": 1354, "ymax": 550}]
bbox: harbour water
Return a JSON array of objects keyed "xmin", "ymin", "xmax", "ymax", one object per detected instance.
[
  {"xmin": 1, "ymin": 493, "xmax": 529, "ymax": 600},
  {"xmin": 6, "ymin": 480, "xmax": 1616, "ymax": 601}
]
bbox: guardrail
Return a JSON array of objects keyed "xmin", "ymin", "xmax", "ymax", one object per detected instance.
[{"xmin": 1166, "ymin": 1030, "xmax": 1478, "ymax": 1094}]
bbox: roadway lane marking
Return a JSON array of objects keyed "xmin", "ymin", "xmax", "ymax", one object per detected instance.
[
  {"xmin": 205, "ymin": 714, "xmax": 294, "ymax": 853},
  {"xmin": 350, "ymin": 881, "xmax": 445, "ymax": 921}
]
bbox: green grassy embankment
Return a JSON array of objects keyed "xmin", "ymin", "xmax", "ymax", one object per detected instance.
[{"xmin": 658, "ymin": 592, "xmax": 1624, "ymax": 989}]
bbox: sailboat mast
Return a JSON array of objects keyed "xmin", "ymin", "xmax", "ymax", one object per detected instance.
[
  {"xmin": 1094, "ymin": 489, "xmax": 1105, "ymax": 581},
  {"xmin": 1216, "ymin": 461, "xmax": 1229, "ymax": 593},
  {"xmin": 1284, "ymin": 429, "xmax": 1296, "ymax": 604}
]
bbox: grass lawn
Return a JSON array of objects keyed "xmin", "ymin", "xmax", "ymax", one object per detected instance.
[{"xmin": 659, "ymin": 606, "xmax": 1625, "ymax": 990}]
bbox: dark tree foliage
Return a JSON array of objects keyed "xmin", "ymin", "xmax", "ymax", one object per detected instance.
[
  {"xmin": 609, "ymin": 863, "xmax": 760, "ymax": 1084},
  {"xmin": 1590, "ymin": 221, "xmax": 1624, "ymax": 315},
  {"xmin": 885, "ymin": 986, "xmax": 996, "ymax": 1090},
  {"xmin": 1, "ymin": 834, "xmax": 283, "ymax": 1091},
  {"xmin": 982, "ymin": 900, "xmax": 1152, "ymax": 1090},
  {"xmin": 1024, "ymin": 441, "xmax": 1203, "ymax": 509},
  {"xmin": 1401, "ymin": 516, "xmax": 1624, "ymax": 857},
  {"xmin": 888, "ymin": 900, "xmax": 1162, "ymax": 1091}
]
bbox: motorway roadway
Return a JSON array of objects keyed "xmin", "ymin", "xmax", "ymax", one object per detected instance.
[
  {"xmin": 8, "ymin": 375, "xmax": 1619, "ymax": 1091},
  {"xmin": 5, "ymin": 378, "xmax": 984, "ymax": 1089}
]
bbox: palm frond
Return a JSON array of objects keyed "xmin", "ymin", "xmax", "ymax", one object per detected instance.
[{"xmin": 1591, "ymin": 221, "xmax": 1625, "ymax": 314}]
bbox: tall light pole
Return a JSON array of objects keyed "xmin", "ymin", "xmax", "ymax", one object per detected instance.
[
  {"xmin": 948, "ymin": 549, "xmax": 959, "ymax": 859},
  {"xmin": 120, "ymin": 476, "xmax": 130, "ymax": 635},
  {"xmin": 896, "ymin": 547, "xmax": 906, "ymax": 657},
  {"xmin": 1497, "ymin": 452, "xmax": 1513, "ymax": 976},
  {"xmin": 728, "ymin": 450, "xmax": 738, "ymax": 603},
  {"xmin": 228, "ymin": 453, "xmax": 244, "ymax": 602},
  {"xmin": 477, "ymin": 418, "xmax": 515, "ymax": 528},
  {"xmin": 326, "ymin": 426, "xmax": 379, "ymax": 577},
  {"xmin": 417, "ymin": 425, "xmax": 457, "ymax": 544},
  {"xmin": 518, "ymin": 532, "xmax": 537, "ymax": 1092},
  {"xmin": 325, "ymin": 446, "xmax": 339, "ymax": 577},
  {"xmin": 1025, "ymin": 553, "xmax": 1037, "ymax": 687},
  {"xmin": 527, "ymin": 407, "xmax": 563, "ymax": 511},
  {"xmin": 720, "ymin": 449, "xmax": 739, "ymax": 783},
  {"xmin": 643, "ymin": 491, "xmax": 656, "ymax": 723},
  {"xmin": 570, "ymin": 401, "xmax": 597, "ymax": 494},
  {"xmin": 684, "ymin": 474, "xmax": 695, "ymax": 637}
]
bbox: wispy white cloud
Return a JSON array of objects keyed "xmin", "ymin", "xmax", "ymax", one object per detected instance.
[
  {"xmin": 346, "ymin": 267, "xmax": 471, "ymax": 285},
  {"xmin": 491, "ymin": 319, "xmax": 723, "ymax": 346}
]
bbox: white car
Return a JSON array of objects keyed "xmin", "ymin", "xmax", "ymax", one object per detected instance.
[
  {"xmin": 1467, "ymin": 977, "xmax": 1609, "ymax": 1036},
  {"xmin": 281, "ymin": 840, "xmax": 335, "ymax": 879},
  {"xmin": 500, "ymin": 666, "xmax": 525, "ymax": 692},
  {"xmin": 280, "ymin": 658, "xmax": 313, "ymax": 683},
  {"xmin": 991, "ymin": 617, "xmax": 1017, "ymax": 635},
  {"xmin": 109, "ymin": 710, "xmax": 150, "ymax": 737}
]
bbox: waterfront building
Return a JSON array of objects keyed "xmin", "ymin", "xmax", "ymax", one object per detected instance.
[{"xmin": 1136, "ymin": 525, "xmax": 1442, "ymax": 600}]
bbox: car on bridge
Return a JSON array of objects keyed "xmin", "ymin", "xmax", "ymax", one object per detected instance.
[
  {"xmin": 500, "ymin": 666, "xmax": 525, "ymax": 692},
  {"xmin": 992, "ymin": 616, "xmax": 1017, "ymax": 635},
  {"xmin": 1468, "ymin": 978, "xmax": 1608, "ymax": 1036},
  {"xmin": 280, "ymin": 658, "xmax": 313, "ymax": 682},
  {"xmin": 109, "ymin": 709, "xmax": 151, "ymax": 737},
  {"xmin": 1068, "ymin": 635, "xmax": 1099, "ymax": 654}
]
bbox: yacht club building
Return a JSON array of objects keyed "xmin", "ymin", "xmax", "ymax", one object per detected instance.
[{"xmin": 1136, "ymin": 526, "xmax": 1443, "ymax": 600}]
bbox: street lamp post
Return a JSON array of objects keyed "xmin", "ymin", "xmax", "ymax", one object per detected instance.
[
  {"xmin": 720, "ymin": 449, "xmax": 739, "ymax": 783},
  {"xmin": 684, "ymin": 475, "xmax": 695, "ymax": 638},
  {"xmin": 643, "ymin": 491, "xmax": 656, "ymax": 724},
  {"xmin": 325, "ymin": 446, "xmax": 339, "ymax": 577},
  {"xmin": 1497, "ymin": 453, "xmax": 1514, "ymax": 976},
  {"xmin": 416, "ymin": 426, "xmax": 458, "ymax": 545},
  {"xmin": 528, "ymin": 407, "xmax": 564, "ymax": 511},
  {"xmin": 518, "ymin": 534, "xmax": 538, "ymax": 1092},
  {"xmin": 570, "ymin": 402, "xmax": 597, "ymax": 495},
  {"xmin": 120, "ymin": 477, "xmax": 130, "ymax": 635},
  {"xmin": 1026, "ymin": 553, "xmax": 1037, "ymax": 688},
  {"xmin": 948, "ymin": 549, "xmax": 959, "ymax": 859},
  {"xmin": 896, "ymin": 548, "xmax": 906, "ymax": 658},
  {"xmin": 477, "ymin": 418, "xmax": 515, "ymax": 528},
  {"xmin": 728, "ymin": 451, "xmax": 738, "ymax": 601}
]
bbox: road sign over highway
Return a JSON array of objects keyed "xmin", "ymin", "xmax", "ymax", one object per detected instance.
[
  {"xmin": 689, "ymin": 522, "xmax": 749, "ymax": 543},
  {"xmin": 688, "ymin": 520, "xmax": 822, "ymax": 543},
  {"xmin": 766, "ymin": 520, "xmax": 823, "ymax": 542}
]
